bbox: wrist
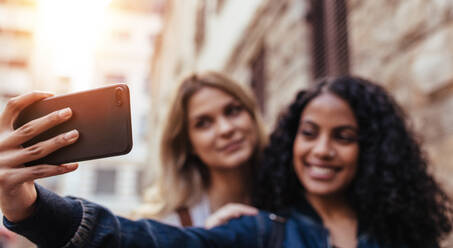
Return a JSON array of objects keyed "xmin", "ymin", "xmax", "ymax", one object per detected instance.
[{"xmin": 1, "ymin": 183, "xmax": 38, "ymax": 222}]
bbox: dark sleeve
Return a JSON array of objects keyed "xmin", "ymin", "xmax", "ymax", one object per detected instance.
[
  {"xmin": 3, "ymin": 184, "xmax": 83, "ymax": 247},
  {"xmin": 3, "ymin": 185, "xmax": 266, "ymax": 248}
]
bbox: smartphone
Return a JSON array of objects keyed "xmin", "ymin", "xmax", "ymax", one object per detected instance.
[{"xmin": 14, "ymin": 84, "xmax": 133, "ymax": 166}]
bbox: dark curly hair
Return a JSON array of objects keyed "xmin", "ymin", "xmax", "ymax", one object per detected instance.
[{"xmin": 253, "ymin": 76, "xmax": 452, "ymax": 247}]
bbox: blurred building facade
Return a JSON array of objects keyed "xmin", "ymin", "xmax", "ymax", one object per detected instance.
[
  {"xmin": 57, "ymin": 9, "xmax": 160, "ymax": 215},
  {"xmin": 0, "ymin": 2, "xmax": 162, "ymax": 247},
  {"xmin": 0, "ymin": 2, "xmax": 37, "ymax": 247},
  {"xmin": 149, "ymin": 1, "xmax": 453, "ymax": 245},
  {"xmin": 0, "ymin": 0, "xmax": 36, "ymax": 106},
  {"xmin": 0, "ymin": 0, "xmax": 162, "ymax": 218},
  {"xmin": 57, "ymin": 7, "xmax": 161, "ymax": 216}
]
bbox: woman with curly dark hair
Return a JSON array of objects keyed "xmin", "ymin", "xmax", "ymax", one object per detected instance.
[
  {"xmin": 254, "ymin": 76, "xmax": 452, "ymax": 247},
  {"xmin": 0, "ymin": 76, "xmax": 451, "ymax": 248}
]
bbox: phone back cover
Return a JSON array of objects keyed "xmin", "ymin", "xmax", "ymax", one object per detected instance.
[{"xmin": 14, "ymin": 84, "xmax": 133, "ymax": 166}]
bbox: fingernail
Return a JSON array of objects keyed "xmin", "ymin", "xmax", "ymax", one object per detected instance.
[
  {"xmin": 36, "ymin": 91, "xmax": 54, "ymax": 97},
  {"xmin": 63, "ymin": 163, "xmax": 78, "ymax": 170},
  {"xmin": 59, "ymin": 108, "xmax": 72, "ymax": 119},
  {"xmin": 64, "ymin": 130, "xmax": 79, "ymax": 141}
]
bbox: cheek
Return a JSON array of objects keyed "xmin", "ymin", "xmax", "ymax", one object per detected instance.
[
  {"xmin": 248, "ymin": 124, "xmax": 259, "ymax": 147},
  {"xmin": 343, "ymin": 145, "xmax": 359, "ymax": 167},
  {"xmin": 340, "ymin": 145, "xmax": 359, "ymax": 178},
  {"xmin": 292, "ymin": 137, "xmax": 308, "ymax": 172},
  {"xmin": 236, "ymin": 113, "xmax": 254, "ymax": 129},
  {"xmin": 292, "ymin": 136, "xmax": 308, "ymax": 159},
  {"xmin": 236, "ymin": 114, "xmax": 257, "ymax": 139},
  {"xmin": 189, "ymin": 129, "xmax": 215, "ymax": 155}
]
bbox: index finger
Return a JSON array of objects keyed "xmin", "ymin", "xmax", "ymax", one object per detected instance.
[
  {"xmin": 1, "ymin": 92, "xmax": 54, "ymax": 129},
  {"xmin": 8, "ymin": 163, "xmax": 78, "ymax": 186}
]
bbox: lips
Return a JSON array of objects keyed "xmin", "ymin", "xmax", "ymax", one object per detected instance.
[
  {"xmin": 304, "ymin": 162, "xmax": 342, "ymax": 180},
  {"xmin": 219, "ymin": 138, "xmax": 244, "ymax": 153}
]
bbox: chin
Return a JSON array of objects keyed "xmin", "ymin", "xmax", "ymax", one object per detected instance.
[
  {"xmin": 303, "ymin": 181, "xmax": 344, "ymax": 197},
  {"xmin": 221, "ymin": 151, "xmax": 253, "ymax": 168}
]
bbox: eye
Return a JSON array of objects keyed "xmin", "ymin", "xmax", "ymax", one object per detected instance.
[
  {"xmin": 194, "ymin": 117, "xmax": 212, "ymax": 129},
  {"xmin": 225, "ymin": 104, "xmax": 243, "ymax": 117},
  {"xmin": 300, "ymin": 128, "xmax": 317, "ymax": 139},
  {"xmin": 334, "ymin": 130, "xmax": 358, "ymax": 144}
]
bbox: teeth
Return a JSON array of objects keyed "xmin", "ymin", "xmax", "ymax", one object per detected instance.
[{"xmin": 310, "ymin": 165, "xmax": 335, "ymax": 177}]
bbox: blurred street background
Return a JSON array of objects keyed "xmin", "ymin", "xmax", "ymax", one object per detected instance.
[{"xmin": 0, "ymin": 0, "xmax": 452, "ymax": 247}]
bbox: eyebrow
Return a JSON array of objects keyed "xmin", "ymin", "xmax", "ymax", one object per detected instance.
[
  {"xmin": 188, "ymin": 113, "xmax": 212, "ymax": 126},
  {"xmin": 300, "ymin": 120, "xmax": 358, "ymax": 131},
  {"xmin": 188, "ymin": 99, "xmax": 240, "ymax": 121}
]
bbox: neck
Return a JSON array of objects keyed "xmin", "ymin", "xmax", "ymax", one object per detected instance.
[
  {"xmin": 304, "ymin": 192, "xmax": 358, "ymax": 248},
  {"xmin": 206, "ymin": 164, "xmax": 252, "ymax": 213},
  {"xmin": 304, "ymin": 192, "xmax": 356, "ymax": 222}
]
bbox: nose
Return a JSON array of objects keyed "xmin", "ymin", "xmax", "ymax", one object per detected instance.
[
  {"xmin": 312, "ymin": 135, "xmax": 335, "ymax": 160},
  {"xmin": 216, "ymin": 117, "xmax": 234, "ymax": 137}
]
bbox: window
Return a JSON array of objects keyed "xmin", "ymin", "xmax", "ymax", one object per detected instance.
[
  {"xmin": 94, "ymin": 169, "xmax": 117, "ymax": 194},
  {"xmin": 7, "ymin": 59, "xmax": 27, "ymax": 68},
  {"xmin": 194, "ymin": 1, "xmax": 206, "ymax": 55},
  {"xmin": 249, "ymin": 45, "xmax": 266, "ymax": 113},
  {"xmin": 0, "ymin": 59, "xmax": 28, "ymax": 68},
  {"xmin": 308, "ymin": 0, "xmax": 349, "ymax": 78},
  {"xmin": 0, "ymin": 28, "xmax": 33, "ymax": 39}
]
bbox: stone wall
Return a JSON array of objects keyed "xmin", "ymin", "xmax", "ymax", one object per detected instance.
[
  {"xmin": 348, "ymin": 1, "xmax": 453, "ymax": 244},
  {"xmin": 223, "ymin": 0, "xmax": 313, "ymax": 124},
  {"xmin": 348, "ymin": 0, "xmax": 453, "ymax": 196},
  {"xmin": 149, "ymin": 0, "xmax": 313, "ymax": 136}
]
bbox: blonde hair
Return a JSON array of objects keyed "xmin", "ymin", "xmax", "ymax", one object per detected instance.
[{"xmin": 136, "ymin": 71, "xmax": 267, "ymax": 218}]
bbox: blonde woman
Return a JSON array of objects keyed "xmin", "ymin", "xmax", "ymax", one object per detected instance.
[{"xmin": 135, "ymin": 71, "xmax": 267, "ymax": 227}]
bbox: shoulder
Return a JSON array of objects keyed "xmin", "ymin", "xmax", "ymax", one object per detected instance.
[{"xmin": 217, "ymin": 211, "xmax": 288, "ymax": 248}]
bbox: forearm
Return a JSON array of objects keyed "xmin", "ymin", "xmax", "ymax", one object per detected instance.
[
  {"xmin": 4, "ymin": 185, "xmax": 261, "ymax": 248},
  {"xmin": 3, "ymin": 185, "xmax": 82, "ymax": 247},
  {"xmin": 0, "ymin": 182, "xmax": 37, "ymax": 222}
]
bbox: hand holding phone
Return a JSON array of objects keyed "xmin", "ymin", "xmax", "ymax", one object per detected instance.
[
  {"xmin": 0, "ymin": 92, "xmax": 80, "ymax": 222},
  {"xmin": 14, "ymin": 84, "xmax": 133, "ymax": 166}
]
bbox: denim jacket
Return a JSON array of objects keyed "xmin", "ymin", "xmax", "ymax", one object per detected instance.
[{"xmin": 4, "ymin": 185, "xmax": 388, "ymax": 248}]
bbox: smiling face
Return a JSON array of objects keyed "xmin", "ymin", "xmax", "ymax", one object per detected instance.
[
  {"xmin": 187, "ymin": 87, "xmax": 258, "ymax": 170},
  {"xmin": 293, "ymin": 92, "xmax": 359, "ymax": 198}
]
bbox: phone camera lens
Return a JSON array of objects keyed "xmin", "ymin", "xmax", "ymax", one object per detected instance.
[{"xmin": 115, "ymin": 87, "xmax": 123, "ymax": 106}]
